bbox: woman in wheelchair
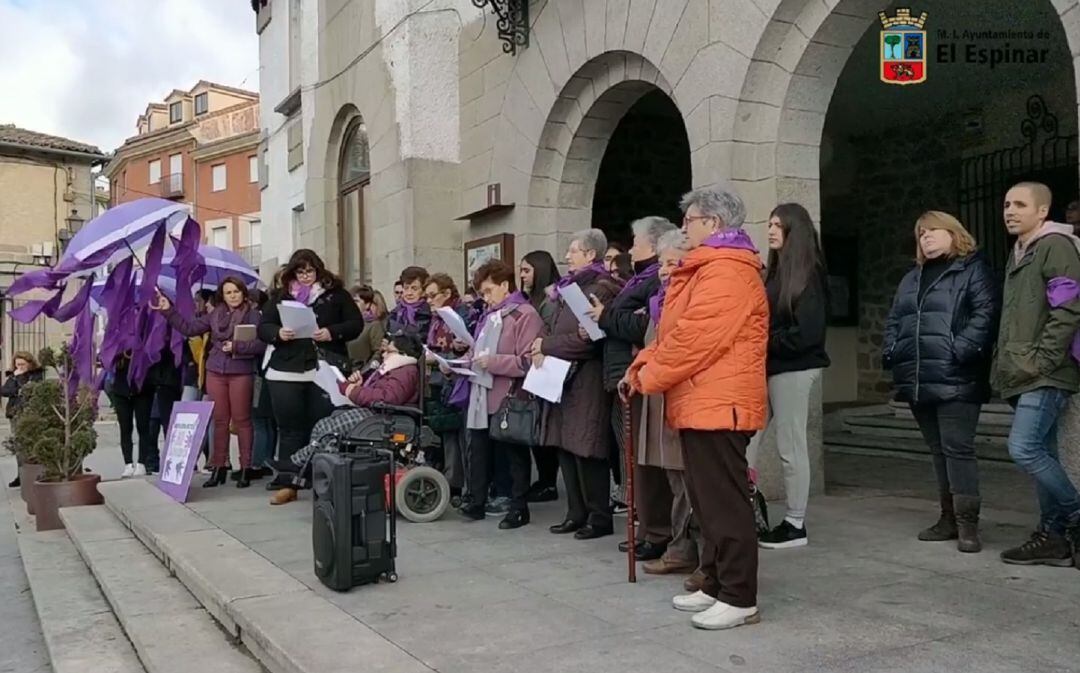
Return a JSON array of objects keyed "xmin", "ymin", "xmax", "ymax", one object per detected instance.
[{"xmin": 269, "ymin": 333, "xmax": 423, "ymax": 505}]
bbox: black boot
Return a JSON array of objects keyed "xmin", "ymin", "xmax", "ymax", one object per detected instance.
[
  {"xmin": 954, "ymin": 495, "xmax": 982, "ymax": 553},
  {"xmin": 918, "ymin": 493, "xmax": 957, "ymax": 541},
  {"xmin": 202, "ymin": 467, "xmax": 228, "ymax": 488},
  {"xmin": 8, "ymin": 475, "xmax": 20, "ymax": 488},
  {"xmin": 236, "ymin": 469, "xmax": 253, "ymax": 489}
]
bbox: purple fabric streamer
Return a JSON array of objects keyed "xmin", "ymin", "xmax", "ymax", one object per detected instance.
[
  {"xmin": 1046, "ymin": 276, "xmax": 1080, "ymax": 364},
  {"xmin": 648, "ymin": 280, "xmax": 668, "ymax": 323}
]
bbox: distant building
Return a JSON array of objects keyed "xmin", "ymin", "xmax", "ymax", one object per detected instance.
[
  {"xmin": 0, "ymin": 124, "xmax": 105, "ymax": 362},
  {"xmin": 106, "ymin": 81, "xmax": 262, "ymax": 264}
]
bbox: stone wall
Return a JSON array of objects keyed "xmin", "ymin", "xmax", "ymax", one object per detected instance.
[{"xmin": 822, "ymin": 115, "xmax": 965, "ymax": 401}]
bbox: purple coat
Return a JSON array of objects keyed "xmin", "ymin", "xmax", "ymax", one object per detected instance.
[
  {"xmin": 480, "ymin": 303, "xmax": 544, "ymax": 413},
  {"xmin": 165, "ymin": 303, "xmax": 265, "ymax": 376}
]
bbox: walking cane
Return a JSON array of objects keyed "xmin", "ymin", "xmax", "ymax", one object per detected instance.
[{"xmin": 622, "ymin": 395, "xmax": 637, "ymax": 583}]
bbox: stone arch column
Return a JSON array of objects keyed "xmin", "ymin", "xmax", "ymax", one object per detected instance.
[
  {"xmin": 314, "ymin": 104, "xmax": 365, "ymax": 276},
  {"xmin": 524, "ymin": 51, "xmax": 680, "ymax": 249}
]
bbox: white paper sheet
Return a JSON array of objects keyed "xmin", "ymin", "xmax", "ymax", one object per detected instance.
[
  {"xmin": 315, "ymin": 361, "xmax": 354, "ymax": 407},
  {"xmin": 435, "ymin": 306, "xmax": 475, "ymax": 346},
  {"xmin": 557, "ymin": 283, "xmax": 606, "ymax": 341},
  {"xmin": 424, "ymin": 347, "xmax": 476, "ymax": 377},
  {"xmin": 523, "ymin": 356, "xmax": 572, "ymax": 403},
  {"xmin": 278, "ymin": 300, "xmax": 318, "ymax": 339}
]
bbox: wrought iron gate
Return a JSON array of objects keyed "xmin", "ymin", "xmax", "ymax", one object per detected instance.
[{"xmin": 958, "ymin": 95, "xmax": 1079, "ymax": 274}]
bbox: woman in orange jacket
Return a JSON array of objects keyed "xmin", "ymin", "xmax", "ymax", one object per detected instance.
[{"xmin": 625, "ymin": 184, "xmax": 768, "ymax": 632}]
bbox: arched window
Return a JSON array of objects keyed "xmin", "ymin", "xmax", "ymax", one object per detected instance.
[{"xmin": 337, "ymin": 119, "xmax": 370, "ymax": 283}]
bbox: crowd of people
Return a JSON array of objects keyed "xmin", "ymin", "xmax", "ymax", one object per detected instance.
[{"xmin": 4, "ymin": 180, "xmax": 1079, "ymax": 631}]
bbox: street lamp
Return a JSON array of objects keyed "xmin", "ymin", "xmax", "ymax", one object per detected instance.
[{"xmin": 59, "ymin": 209, "xmax": 84, "ymax": 254}]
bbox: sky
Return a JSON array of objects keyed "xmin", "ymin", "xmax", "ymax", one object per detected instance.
[{"xmin": 0, "ymin": 0, "xmax": 259, "ymax": 154}]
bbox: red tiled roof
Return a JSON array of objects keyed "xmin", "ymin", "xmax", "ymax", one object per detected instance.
[{"xmin": 0, "ymin": 124, "xmax": 104, "ymax": 157}]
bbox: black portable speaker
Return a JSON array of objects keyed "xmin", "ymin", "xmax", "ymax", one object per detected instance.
[{"xmin": 311, "ymin": 449, "xmax": 397, "ymax": 591}]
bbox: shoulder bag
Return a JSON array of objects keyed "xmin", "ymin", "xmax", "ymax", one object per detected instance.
[{"xmin": 489, "ymin": 380, "xmax": 542, "ymax": 447}]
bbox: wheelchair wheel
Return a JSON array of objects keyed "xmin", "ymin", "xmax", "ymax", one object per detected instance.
[{"xmin": 395, "ymin": 466, "xmax": 450, "ymax": 523}]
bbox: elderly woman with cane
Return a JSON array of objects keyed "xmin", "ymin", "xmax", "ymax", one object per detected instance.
[{"xmin": 626, "ymin": 184, "xmax": 768, "ymax": 631}]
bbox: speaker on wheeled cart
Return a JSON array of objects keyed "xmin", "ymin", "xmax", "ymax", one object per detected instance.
[{"xmin": 311, "ymin": 448, "xmax": 397, "ymax": 591}]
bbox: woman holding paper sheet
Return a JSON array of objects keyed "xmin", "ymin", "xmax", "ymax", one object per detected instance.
[
  {"xmin": 534, "ymin": 229, "xmax": 622, "ymax": 540},
  {"xmin": 153, "ymin": 276, "xmax": 265, "ymax": 488},
  {"xmin": 257, "ymin": 249, "xmax": 364, "ymax": 491},
  {"xmin": 457, "ymin": 259, "xmax": 543, "ymax": 529}
]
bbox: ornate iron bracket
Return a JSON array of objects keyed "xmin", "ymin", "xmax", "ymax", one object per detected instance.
[
  {"xmin": 1020, "ymin": 94, "xmax": 1060, "ymax": 146},
  {"xmin": 472, "ymin": 0, "xmax": 529, "ymax": 55}
]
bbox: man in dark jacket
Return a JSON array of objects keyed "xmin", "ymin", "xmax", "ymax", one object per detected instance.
[
  {"xmin": 591, "ymin": 216, "xmax": 678, "ymax": 560},
  {"xmin": 993, "ymin": 181, "xmax": 1080, "ymax": 568}
]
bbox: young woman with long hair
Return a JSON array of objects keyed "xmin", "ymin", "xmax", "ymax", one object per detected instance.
[
  {"xmin": 519, "ymin": 250, "xmax": 562, "ymax": 502},
  {"xmin": 258, "ymin": 249, "xmax": 364, "ymax": 498},
  {"xmin": 754, "ymin": 203, "xmax": 831, "ymax": 550}
]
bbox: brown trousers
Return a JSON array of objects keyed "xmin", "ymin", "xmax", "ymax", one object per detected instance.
[{"xmin": 680, "ymin": 429, "xmax": 758, "ymax": 608}]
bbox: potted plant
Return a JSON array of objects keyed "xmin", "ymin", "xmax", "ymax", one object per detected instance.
[{"xmin": 13, "ymin": 344, "xmax": 102, "ymax": 531}]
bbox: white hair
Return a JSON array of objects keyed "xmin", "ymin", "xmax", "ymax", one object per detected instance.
[
  {"xmin": 630, "ymin": 216, "xmax": 678, "ymax": 251},
  {"xmin": 680, "ymin": 183, "xmax": 747, "ymax": 229},
  {"xmin": 570, "ymin": 228, "xmax": 608, "ymax": 260},
  {"xmin": 656, "ymin": 229, "xmax": 690, "ymax": 255}
]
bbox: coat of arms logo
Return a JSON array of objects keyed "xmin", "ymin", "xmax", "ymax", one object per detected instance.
[{"xmin": 880, "ymin": 8, "xmax": 928, "ymax": 86}]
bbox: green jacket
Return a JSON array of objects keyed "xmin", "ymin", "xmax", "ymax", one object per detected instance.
[{"xmin": 992, "ymin": 226, "xmax": 1080, "ymax": 399}]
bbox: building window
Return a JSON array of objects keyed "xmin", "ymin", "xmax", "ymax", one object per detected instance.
[
  {"xmin": 249, "ymin": 155, "xmax": 258, "ymax": 183},
  {"xmin": 148, "ymin": 159, "xmax": 162, "ymax": 185},
  {"xmin": 194, "ymin": 93, "xmax": 209, "ymax": 116},
  {"xmin": 169, "ymin": 153, "xmax": 182, "ymax": 178},
  {"xmin": 212, "ymin": 225, "xmax": 230, "ymax": 249},
  {"xmin": 287, "ymin": 120, "xmax": 304, "ymax": 171},
  {"xmin": 338, "ymin": 118, "xmax": 371, "ymax": 283},
  {"xmin": 212, "ymin": 164, "xmax": 227, "ymax": 192},
  {"xmin": 169, "ymin": 101, "xmax": 182, "ymax": 124}
]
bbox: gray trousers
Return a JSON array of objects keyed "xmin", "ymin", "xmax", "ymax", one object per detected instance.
[
  {"xmin": 665, "ymin": 469, "xmax": 700, "ymax": 564},
  {"xmin": 748, "ymin": 368, "xmax": 821, "ymax": 523}
]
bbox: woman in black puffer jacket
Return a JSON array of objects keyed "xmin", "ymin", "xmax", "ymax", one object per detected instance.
[{"xmin": 882, "ymin": 211, "xmax": 1000, "ymax": 554}]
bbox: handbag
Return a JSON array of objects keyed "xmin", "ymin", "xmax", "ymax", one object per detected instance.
[{"xmin": 489, "ymin": 382, "xmax": 542, "ymax": 446}]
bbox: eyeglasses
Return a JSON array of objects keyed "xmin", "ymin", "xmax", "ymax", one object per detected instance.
[
  {"xmin": 296, "ymin": 267, "xmax": 317, "ymax": 277},
  {"xmin": 682, "ymin": 215, "xmax": 714, "ymax": 225},
  {"xmin": 425, "ymin": 292, "xmax": 440, "ymax": 300}
]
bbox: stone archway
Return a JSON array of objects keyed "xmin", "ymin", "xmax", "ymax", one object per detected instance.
[
  {"xmin": 319, "ymin": 105, "xmax": 367, "ymax": 279},
  {"xmin": 524, "ymin": 51, "xmax": 684, "ymax": 253}
]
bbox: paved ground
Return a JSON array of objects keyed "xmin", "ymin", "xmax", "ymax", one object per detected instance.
[
  {"xmin": 5, "ymin": 421, "xmax": 1079, "ymax": 673},
  {"xmin": 0, "ymin": 460, "xmax": 51, "ymax": 673}
]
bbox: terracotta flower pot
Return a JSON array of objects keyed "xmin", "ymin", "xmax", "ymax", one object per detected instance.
[
  {"xmin": 32, "ymin": 473, "xmax": 104, "ymax": 532},
  {"xmin": 19, "ymin": 463, "xmax": 45, "ymax": 515}
]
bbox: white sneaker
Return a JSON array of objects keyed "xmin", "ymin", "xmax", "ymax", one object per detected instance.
[
  {"xmin": 672, "ymin": 590, "xmax": 717, "ymax": 613},
  {"xmin": 691, "ymin": 601, "xmax": 761, "ymax": 630},
  {"xmin": 132, "ymin": 464, "xmax": 147, "ymax": 477},
  {"xmin": 120, "ymin": 464, "xmax": 135, "ymax": 478}
]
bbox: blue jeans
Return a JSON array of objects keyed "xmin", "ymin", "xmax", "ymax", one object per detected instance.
[{"xmin": 1007, "ymin": 387, "xmax": 1080, "ymax": 534}]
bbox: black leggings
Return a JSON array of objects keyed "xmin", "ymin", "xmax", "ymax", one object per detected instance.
[
  {"xmin": 268, "ymin": 381, "xmax": 333, "ymax": 461},
  {"xmin": 111, "ymin": 390, "xmax": 155, "ymax": 469}
]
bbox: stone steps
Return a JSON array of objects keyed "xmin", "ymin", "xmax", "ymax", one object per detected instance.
[
  {"xmin": 17, "ymin": 528, "xmax": 146, "ymax": 673},
  {"xmin": 97, "ymin": 479, "xmax": 431, "ymax": 673},
  {"xmin": 843, "ymin": 410, "xmax": 1011, "ymax": 439},
  {"xmin": 825, "ymin": 430, "xmax": 1012, "ymax": 463},
  {"xmin": 887, "ymin": 399, "xmax": 1014, "ymax": 425},
  {"xmin": 59, "ymin": 505, "xmax": 265, "ymax": 673}
]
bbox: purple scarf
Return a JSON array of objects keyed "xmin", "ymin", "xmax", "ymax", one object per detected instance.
[
  {"xmin": 427, "ymin": 299, "xmax": 461, "ymax": 349},
  {"xmin": 700, "ymin": 228, "xmax": 760, "ymax": 253},
  {"xmin": 648, "ymin": 280, "xmax": 668, "ymax": 323},
  {"xmin": 549, "ymin": 261, "xmax": 609, "ymax": 300},
  {"xmin": 290, "ymin": 280, "xmax": 315, "ymax": 305},
  {"xmin": 618, "ymin": 259, "xmax": 660, "ymax": 299},
  {"xmin": 396, "ymin": 299, "xmax": 426, "ymax": 327},
  {"xmin": 472, "ymin": 291, "xmax": 528, "ymax": 339}
]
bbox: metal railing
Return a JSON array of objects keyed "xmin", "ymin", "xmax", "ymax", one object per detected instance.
[
  {"xmin": 160, "ymin": 173, "xmax": 184, "ymax": 199},
  {"xmin": 238, "ymin": 245, "xmax": 261, "ymax": 267}
]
